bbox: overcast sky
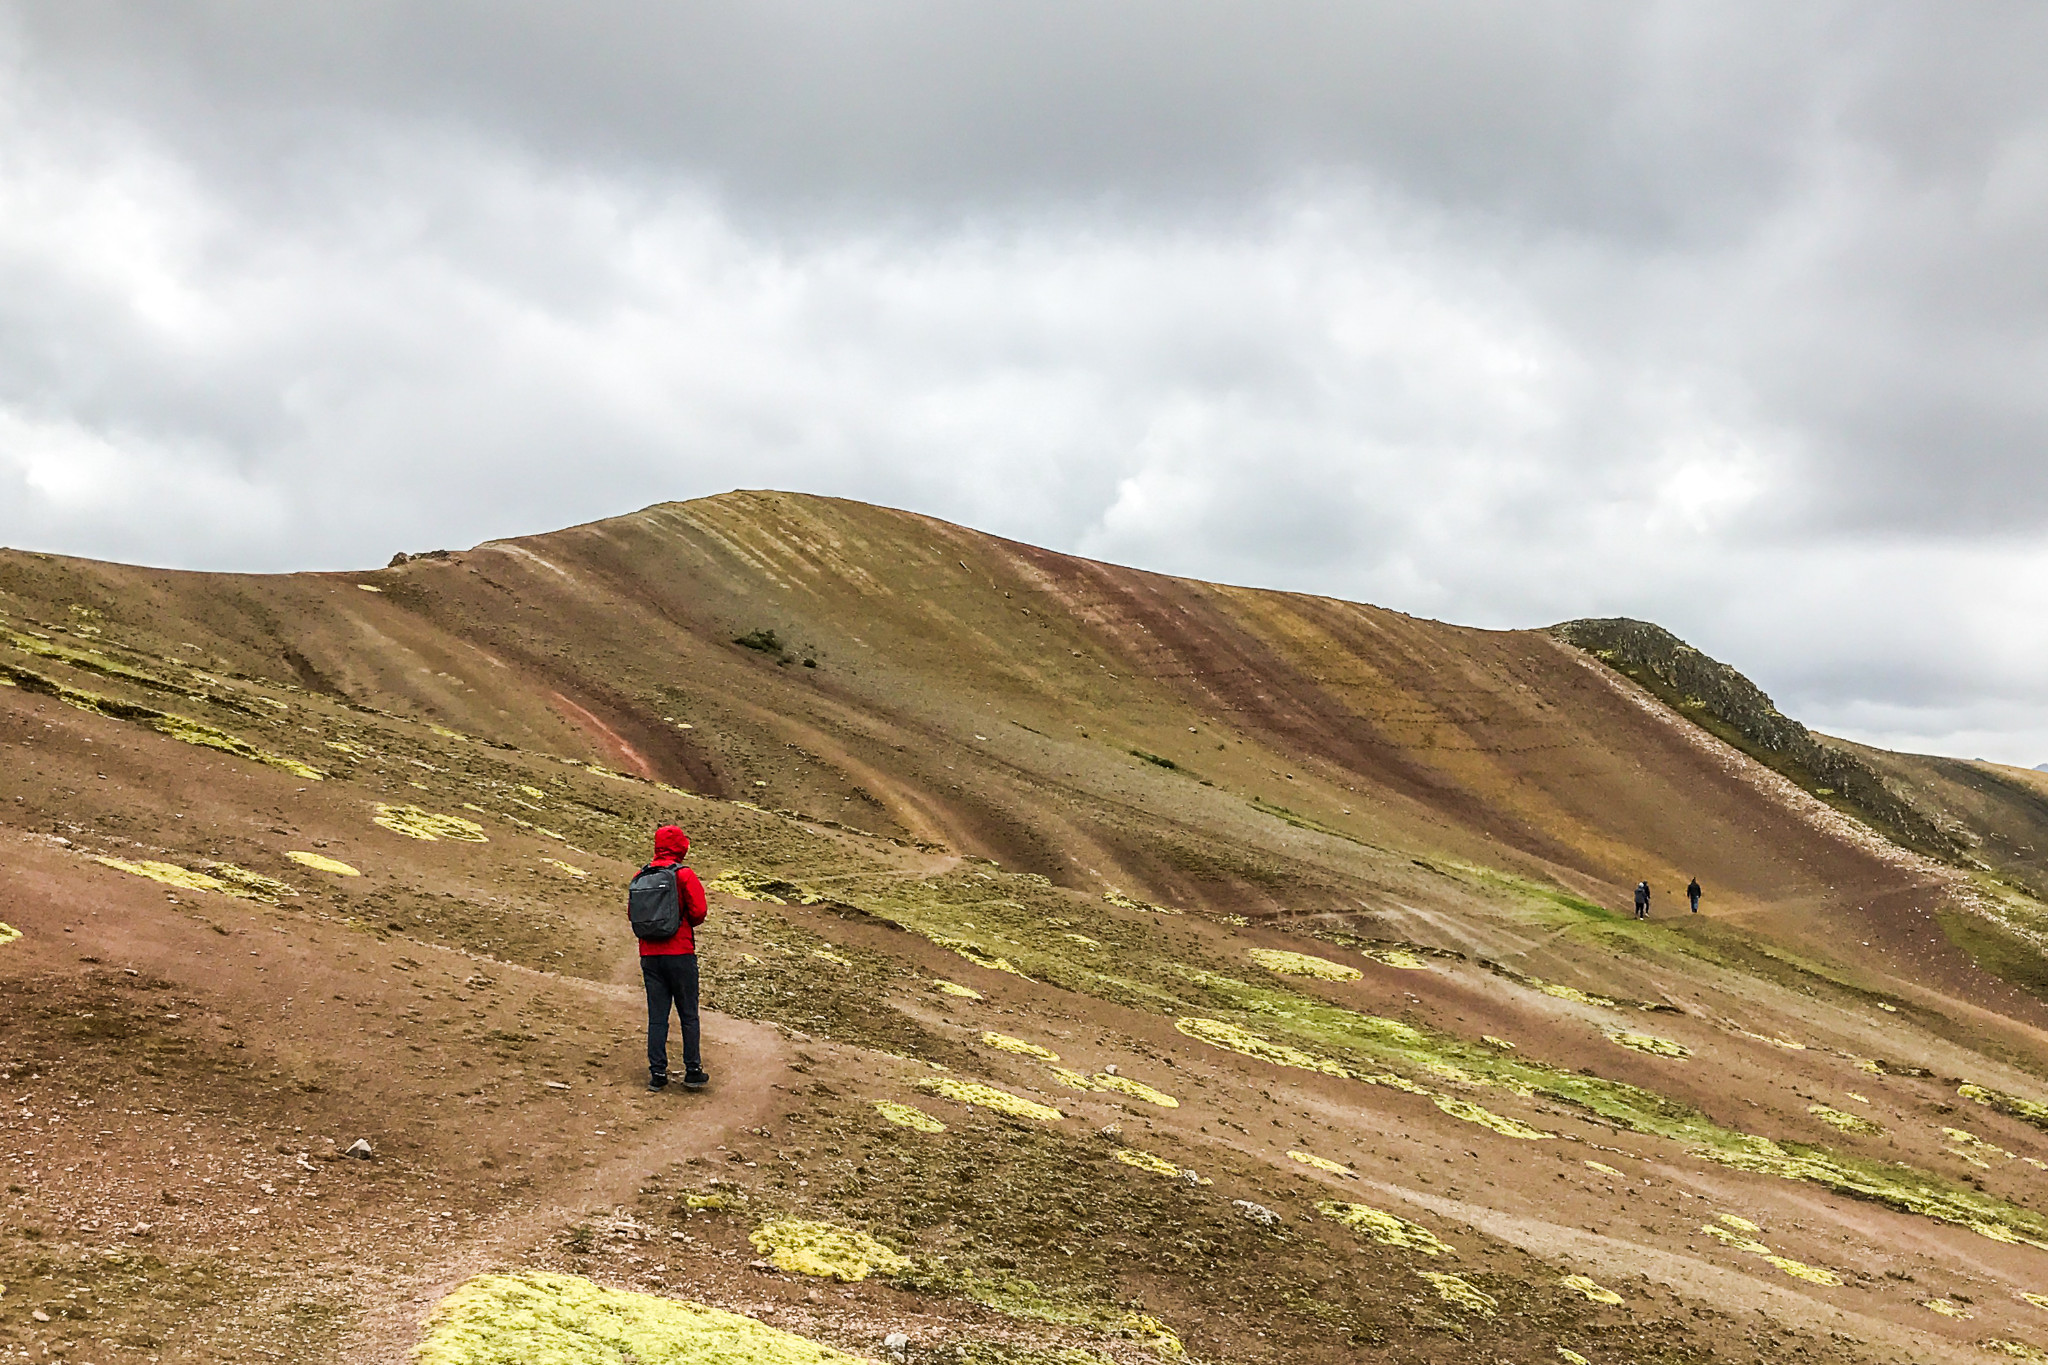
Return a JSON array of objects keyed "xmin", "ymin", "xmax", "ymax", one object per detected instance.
[{"xmin": 3, "ymin": 4, "xmax": 2046, "ymax": 763}]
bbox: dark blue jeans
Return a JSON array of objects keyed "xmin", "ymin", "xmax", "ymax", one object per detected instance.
[{"xmin": 642, "ymin": 953, "xmax": 702, "ymax": 1079}]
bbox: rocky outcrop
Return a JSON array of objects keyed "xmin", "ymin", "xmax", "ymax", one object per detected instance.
[{"xmin": 1550, "ymin": 617, "xmax": 1960, "ymax": 860}]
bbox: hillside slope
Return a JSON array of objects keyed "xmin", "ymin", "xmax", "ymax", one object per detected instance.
[{"xmin": 4, "ymin": 490, "xmax": 2048, "ymax": 1364}]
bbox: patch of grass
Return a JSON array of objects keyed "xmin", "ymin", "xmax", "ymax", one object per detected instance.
[
  {"xmin": 1937, "ymin": 905, "xmax": 2048, "ymax": 1003},
  {"xmin": 982, "ymin": 1032, "xmax": 1061, "ymax": 1062},
  {"xmin": 372, "ymin": 804, "xmax": 488, "ymax": 842},
  {"xmin": 1317, "ymin": 1200, "xmax": 1454, "ymax": 1256},
  {"xmin": 414, "ymin": 1270, "xmax": 867, "ymax": 1362},
  {"xmin": 917, "ymin": 1077, "xmax": 1063, "ymax": 1123},
  {"xmin": 1129, "ymin": 749, "xmax": 1177, "ymax": 771},
  {"xmin": 1247, "ymin": 947, "xmax": 1361, "ymax": 981},
  {"xmin": 748, "ymin": 1219, "xmax": 910, "ymax": 1281}
]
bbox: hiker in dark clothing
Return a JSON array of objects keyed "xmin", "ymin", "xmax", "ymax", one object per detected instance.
[
  {"xmin": 1634, "ymin": 881, "xmax": 1651, "ymax": 920},
  {"xmin": 1687, "ymin": 877, "xmax": 1702, "ymax": 914},
  {"xmin": 634, "ymin": 824, "xmax": 710, "ymax": 1092}
]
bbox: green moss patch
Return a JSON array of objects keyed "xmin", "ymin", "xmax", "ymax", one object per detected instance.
[
  {"xmin": 374, "ymin": 804, "xmax": 489, "ymax": 842},
  {"xmin": 982, "ymin": 1032, "xmax": 1060, "ymax": 1062},
  {"xmin": 1417, "ymin": 1271, "xmax": 1496, "ymax": 1316},
  {"xmin": 1288, "ymin": 1150, "xmax": 1356, "ymax": 1177},
  {"xmin": 287, "ymin": 850, "xmax": 360, "ymax": 876},
  {"xmin": 1807, "ymin": 1104, "xmax": 1883, "ymax": 1136},
  {"xmin": 1560, "ymin": 1274, "xmax": 1622, "ymax": 1305},
  {"xmin": 1961, "ymin": 1083, "xmax": 2048, "ymax": 1132},
  {"xmin": 748, "ymin": 1219, "xmax": 910, "ymax": 1281},
  {"xmin": 1091, "ymin": 1073, "xmax": 1177, "ymax": 1108},
  {"xmin": 1246, "ymin": 947, "xmax": 1361, "ymax": 981},
  {"xmin": 413, "ymin": 1270, "xmax": 866, "ymax": 1363},
  {"xmin": 917, "ymin": 1077, "xmax": 1063, "ymax": 1123},
  {"xmin": 1317, "ymin": 1201, "xmax": 1454, "ymax": 1257},
  {"xmin": 1608, "ymin": 1032, "xmax": 1690, "ymax": 1058},
  {"xmin": 874, "ymin": 1101, "xmax": 946, "ymax": 1133},
  {"xmin": 1432, "ymin": 1095, "xmax": 1551, "ymax": 1140}
]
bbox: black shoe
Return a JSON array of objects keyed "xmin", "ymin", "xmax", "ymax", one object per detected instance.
[
  {"xmin": 648, "ymin": 1075, "xmax": 669, "ymax": 1092},
  {"xmin": 682, "ymin": 1069, "xmax": 710, "ymax": 1090}
]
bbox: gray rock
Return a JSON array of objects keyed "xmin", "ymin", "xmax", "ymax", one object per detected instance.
[
  {"xmin": 345, "ymin": 1138, "xmax": 373, "ymax": 1159},
  {"xmin": 1233, "ymin": 1199, "xmax": 1283, "ymax": 1227},
  {"xmin": 883, "ymin": 1331, "xmax": 910, "ymax": 1356}
]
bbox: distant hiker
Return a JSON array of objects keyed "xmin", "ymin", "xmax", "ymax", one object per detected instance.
[
  {"xmin": 1687, "ymin": 877, "xmax": 1702, "ymax": 914},
  {"xmin": 1634, "ymin": 881, "xmax": 1650, "ymax": 920},
  {"xmin": 629, "ymin": 824, "xmax": 710, "ymax": 1092}
]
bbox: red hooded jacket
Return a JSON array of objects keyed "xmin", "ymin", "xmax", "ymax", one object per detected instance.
[{"xmin": 639, "ymin": 825, "xmax": 708, "ymax": 957}]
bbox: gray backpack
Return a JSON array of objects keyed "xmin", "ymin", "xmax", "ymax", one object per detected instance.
[{"xmin": 627, "ymin": 863, "xmax": 684, "ymax": 941}]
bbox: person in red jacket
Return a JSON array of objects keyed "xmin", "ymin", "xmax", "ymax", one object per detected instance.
[{"xmin": 640, "ymin": 824, "xmax": 710, "ymax": 1092}]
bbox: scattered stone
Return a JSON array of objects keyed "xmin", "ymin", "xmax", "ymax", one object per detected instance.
[
  {"xmin": 345, "ymin": 1139, "xmax": 373, "ymax": 1159},
  {"xmin": 1234, "ymin": 1200, "xmax": 1283, "ymax": 1227},
  {"xmin": 1097, "ymin": 1123, "xmax": 1122, "ymax": 1141},
  {"xmin": 32, "ymin": 1309, "xmax": 49, "ymax": 1321},
  {"xmin": 545, "ymin": 1080, "xmax": 571, "ymax": 1091},
  {"xmin": 884, "ymin": 1331, "xmax": 910, "ymax": 1357}
]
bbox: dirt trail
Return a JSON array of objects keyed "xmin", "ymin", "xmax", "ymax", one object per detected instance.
[{"xmin": 342, "ymin": 1009, "xmax": 790, "ymax": 1362}]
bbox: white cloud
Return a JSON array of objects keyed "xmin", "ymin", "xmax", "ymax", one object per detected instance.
[{"xmin": 4, "ymin": 4, "xmax": 2048, "ymax": 763}]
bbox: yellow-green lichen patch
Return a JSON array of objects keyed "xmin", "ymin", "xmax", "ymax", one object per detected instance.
[
  {"xmin": 1114, "ymin": 1148, "xmax": 1192, "ymax": 1180},
  {"xmin": 1090, "ymin": 1073, "xmax": 1178, "ymax": 1108},
  {"xmin": 1809, "ymin": 1104, "xmax": 1883, "ymax": 1136},
  {"xmin": 873, "ymin": 1101, "xmax": 945, "ymax": 1134},
  {"xmin": 1173, "ymin": 1017, "xmax": 1351, "ymax": 1077},
  {"xmin": 1103, "ymin": 889, "xmax": 1179, "ymax": 914},
  {"xmin": 1418, "ymin": 1271, "xmax": 1496, "ymax": 1316},
  {"xmin": 324, "ymin": 739, "xmax": 370, "ymax": 758},
  {"xmin": 981, "ymin": 1032, "xmax": 1060, "ymax": 1062},
  {"xmin": 1717, "ymin": 1213, "xmax": 1762, "ymax": 1233},
  {"xmin": 1608, "ymin": 1032, "xmax": 1690, "ymax": 1058},
  {"xmin": 916, "ymin": 1077, "xmax": 1062, "ymax": 1123},
  {"xmin": 811, "ymin": 949, "xmax": 852, "ymax": 967},
  {"xmin": 1765, "ymin": 1256, "xmax": 1841, "ymax": 1285},
  {"xmin": 1247, "ymin": 947, "xmax": 1362, "ymax": 981},
  {"xmin": 1432, "ymin": 1095, "xmax": 1552, "ymax": 1139},
  {"xmin": 1359, "ymin": 947, "xmax": 1430, "ymax": 970},
  {"xmin": 1483, "ymin": 1036, "xmax": 1517, "ymax": 1050},
  {"xmin": 541, "ymin": 858, "xmax": 587, "ymax": 878},
  {"xmin": 1984, "ymin": 1341, "xmax": 2048, "ymax": 1362},
  {"xmin": 1701, "ymin": 1223, "xmax": 1772, "ymax": 1256},
  {"xmin": 1317, "ymin": 1201, "xmax": 1455, "ymax": 1257},
  {"xmin": 0, "ymin": 922, "xmax": 20, "ymax": 947},
  {"xmin": 1560, "ymin": 1274, "xmax": 1622, "ymax": 1305},
  {"xmin": 706, "ymin": 869, "xmax": 816, "ymax": 905},
  {"xmin": 1288, "ymin": 1150, "xmax": 1356, "ymax": 1178},
  {"xmin": 1540, "ymin": 982, "xmax": 1622, "ymax": 1009},
  {"xmin": 1961, "ymin": 1084, "xmax": 2048, "ymax": 1132},
  {"xmin": 92, "ymin": 856, "xmax": 227, "ymax": 894},
  {"xmin": 1924, "ymin": 1299, "xmax": 1974, "ymax": 1318},
  {"xmin": 373, "ymin": 804, "xmax": 488, "ymax": 843},
  {"xmin": 413, "ymin": 1270, "xmax": 867, "ymax": 1364},
  {"xmin": 747, "ymin": 1220, "xmax": 909, "ymax": 1282},
  {"xmin": 149, "ymin": 714, "xmax": 325, "ymax": 779},
  {"xmin": 2023, "ymin": 1291, "xmax": 2048, "ymax": 1310},
  {"xmin": 287, "ymin": 850, "xmax": 360, "ymax": 876},
  {"xmin": 206, "ymin": 864, "xmax": 296, "ymax": 903},
  {"xmin": 1557, "ymin": 1350, "xmax": 1592, "ymax": 1365},
  {"xmin": 1584, "ymin": 1161, "xmax": 1626, "ymax": 1179},
  {"xmin": 926, "ymin": 933, "xmax": 1030, "ymax": 978},
  {"xmin": 933, "ymin": 980, "xmax": 983, "ymax": 1000},
  {"xmin": 1048, "ymin": 1068, "xmax": 1101, "ymax": 1092}
]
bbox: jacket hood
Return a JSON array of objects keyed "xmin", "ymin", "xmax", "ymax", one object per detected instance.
[{"xmin": 653, "ymin": 825, "xmax": 691, "ymax": 860}]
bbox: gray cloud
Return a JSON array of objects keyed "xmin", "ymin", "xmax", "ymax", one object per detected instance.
[{"xmin": 3, "ymin": 3, "xmax": 2048, "ymax": 762}]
